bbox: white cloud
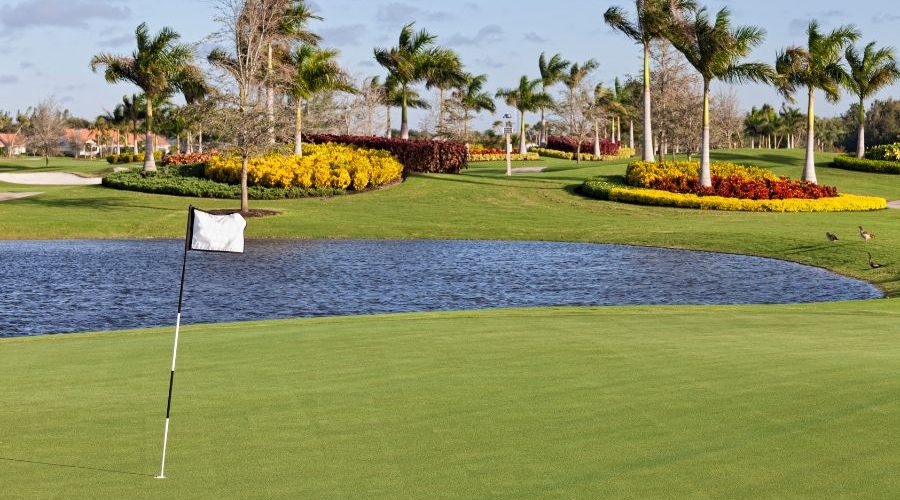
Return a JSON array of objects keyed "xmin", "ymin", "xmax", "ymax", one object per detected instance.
[{"xmin": 0, "ymin": 0, "xmax": 130, "ymax": 32}]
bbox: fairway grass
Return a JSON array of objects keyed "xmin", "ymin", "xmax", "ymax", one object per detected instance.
[{"xmin": 2, "ymin": 303, "xmax": 899, "ymax": 498}]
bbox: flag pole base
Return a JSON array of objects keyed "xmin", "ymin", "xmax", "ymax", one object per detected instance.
[{"xmin": 155, "ymin": 475, "xmax": 166, "ymax": 479}]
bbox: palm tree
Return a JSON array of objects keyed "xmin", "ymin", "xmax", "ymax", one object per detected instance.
[
  {"xmin": 537, "ymin": 52, "xmax": 570, "ymax": 145},
  {"xmin": 776, "ymin": 21, "xmax": 859, "ymax": 183},
  {"xmin": 496, "ymin": 76, "xmax": 551, "ymax": 154},
  {"xmin": 454, "ymin": 73, "xmax": 495, "ymax": 142},
  {"xmin": 91, "ymin": 23, "xmax": 193, "ymax": 172},
  {"xmin": 562, "ymin": 60, "xmax": 599, "ymax": 134},
  {"xmin": 610, "ymin": 77, "xmax": 635, "ymax": 144},
  {"xmin": 668, "ymin": 6, "xmax": 771, "ymax": 187},
  {"xmin": 376, "ymin": 75, "xmax": 430, "ymax": 138},
  {"xmin": 424, "ymin": 48, "xmax": 465, "ymax": 134},
  {"xmin": 779, "ymin": 104, "xmax": 805, "ymax": 149},
  {"xmin": 286, "ymin": 44, "xmax": 355, "ymax": 155},
  {"xmin": 604, "ymin": 0, "xmax": 696, "ymax": 162},
  {"xmin": 266, "ymin": 0, "xmax": 322, "ymax": 145},
  {"xmin": 374, "ymin": 22, "xmax": 439, "ymax": 140},
  {"xmin": 843, "ymin": 42, "xmax": 900, "ymax": 158},
  {"xmin": 176, "ymin": 66, "xmax": 210, "ymax": 153},
  {"xmin": 743, "ymin": 106, "xmax": 766, "ymax": 149},
  {"xmin": 116, "ymin": 94, "xmax": 143, "ymax": 155}
]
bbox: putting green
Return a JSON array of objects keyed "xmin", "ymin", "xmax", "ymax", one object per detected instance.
[{"xmin": 2, "ymin": 302, "xmax": 899, "ymax": 498}]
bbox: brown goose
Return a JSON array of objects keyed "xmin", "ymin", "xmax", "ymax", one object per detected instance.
[
  {"xmin": 859, "ymin": 226, "xmax": 875, "ymax": 242},
  {"xmin": 868, "ymin": 252, "xmax": 883, "ymax": 269},
  {"xmin": 826, "ymin": 232, "xmax": 839, "ymax": 242}
]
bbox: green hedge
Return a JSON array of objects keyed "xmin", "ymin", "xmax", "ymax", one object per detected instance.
[
  {"xmin": 832, "ymin": 155, "xmax": 900, "ymax": 175},
  {"xmin": 579, "ymin": 176, "xmax": 627, "ymax": 200},
  {"xmin": 102, "ymin": 164, "xmax": 343, "ymax": 199}
]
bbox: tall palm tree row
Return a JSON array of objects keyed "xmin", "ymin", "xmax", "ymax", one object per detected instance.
[
  {"xmin": 668, "ymin": 6, "xmax": 771, "ymax": 187},
  {"xmin": 776, "ymin": 21, "xmax": 860, "ymax": 184},
  {"xmin": 285, "ymin": 44, "xmax": 356, "ymax": 155},
  {"xmin": 90, "ymin": 23, "xmax": 196, "ymax": 172},
  {"xmin": 604, "ymin": 0, "xmax": 696, "ymax": 162},
  {"xmin": 842, "ymin": 42, "xmax": 900, "ymax": 158},
  {"xmin": 495, "ymin": 76, "xmax": 551, "ymax": 154},
  {"xmin": 375, "ymin": 22, "xmax": 454, "ymax": 140},
  {"xmin": 453, "ymin": 73, "xmax": 496, "ymax": 142},
  {"xmin": 537, "ymin": 52, "xmax": 570, "ymax": 145},
  {"xmin": 424, "ymin": 48, "xmax": 465, "ymax": 135}
]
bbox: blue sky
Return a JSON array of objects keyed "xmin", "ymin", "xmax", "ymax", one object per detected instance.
[{"xmin": 1, "ymin": 0, "xmax": 898, "ymax": 130}]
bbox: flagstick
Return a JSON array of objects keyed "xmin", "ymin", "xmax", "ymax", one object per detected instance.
[{"xmin": 156, "ymin": 207, "xmax": 194, "ymax": 479}]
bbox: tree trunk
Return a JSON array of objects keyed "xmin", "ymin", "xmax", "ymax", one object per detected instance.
[
  {"xmin": 629, "ymin": 120, "xmax": 634, "ymax": 149},
  {"xmin": 267, "ymin": 44, "xmax": 276, "ymax": 146},
  {"xmin": 294, "ymin": 100, "xmax": 304, "ymax": 156},
  {"xmin": 699, "ymin": 81, "xmax": 712, "ymax": 188},
  {"xmin": 131, "ymin": 119, "xmax": 138, "ymax": 155},
  {"xmin": 437, "ymin": 87, "xmax": 444, "ymax": 134},
  {"xmin": 540, "ymin": 108, "xmax": 547, "ymax": 146},
  {"xmin": 463, "ymin": 110, "xmax": 470, "ymax": 142},
  {"xmin": 519, "ymin": 110, "xmax": 527, "ymax": 155},
  {"xmin": 198, "ymin": 124, "xmax": 204, "ymax": 153},
  {"xmin": 802, "ymin": 87, "xmax": 817, "ymax": 184},
  {"xmin": 386, "ymin": 105, "xmax": 392, "ymax": 138},
  {"xmin": 400, "ymin": 86, "xmax": 409, "ymax": 140},
  {"xmin": 616, "ymin": 116, "xmax": 621, "ymax": 144},
  {"xmin": 594, "ymin": 121, "xmax": 601, "ymax": 157},
  {"xmin": 143, "ymin": 99, "xmax": 156, "ymax": 172},
  {"xmin": 240, "ymin": 155, "xmax": 249, "ymax": 213},
  {"xmin": 856, "ymin": 98, "xmax": 866, "ymax": 158},
  {"xmin": 642, "ymin": 42, "xmax": 655, "ymax": 162}
]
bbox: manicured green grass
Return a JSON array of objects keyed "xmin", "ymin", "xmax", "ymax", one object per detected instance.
[
  {"xmin": 2, "ymin": 302, "xmax": 899, "ymax": 498},
  {"xmin": 1, "ymin": 149, "xmax": 897, "ymax": 295},
  {"xmin": 0, "ymin": 156, "xmax": 114, "ymax": 176}
]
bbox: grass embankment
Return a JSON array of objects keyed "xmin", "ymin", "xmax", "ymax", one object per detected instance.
[
  {"xmin": 0, "ymin": 156, "xmax": 113, "ymax": 177},
  {"xmin": 2, "ymin": 303, "xmax": 899, "ymax": 499},
  {"xmin": 1, "ymin": 149, "xmax": 897, "ymax": 295}
]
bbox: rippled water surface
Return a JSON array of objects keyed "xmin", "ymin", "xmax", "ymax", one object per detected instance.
[{"xmin": 0, "ymin": 239, "xmax": 882, "ymax": 337}]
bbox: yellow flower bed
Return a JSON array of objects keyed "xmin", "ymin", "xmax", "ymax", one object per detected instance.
[
  {"xmin": 206, "ymin": 143, "xmax": 403, "ymax": 191},
  {"xmin": 626, "ymin": 161, "xmax": 777, "ymax": 188},
  {"xmin": 470, "ymin": 153, "xmax": 540, "ymax": 162},
  {"xmin": 606, "ymin": 187, "xmax": 887, "ymax": 212}
]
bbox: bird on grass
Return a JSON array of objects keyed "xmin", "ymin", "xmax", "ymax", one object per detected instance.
[
  {"xmin": 867, "ymin": 252, "xmax": 883, "ymax": 269},
  {"xmin": 859, "ymin": 226, "xmax": 875, "ymax": 242},
  {"xmin": 826, "ymin": 232, "xmax": 839, "ymax": 242}
]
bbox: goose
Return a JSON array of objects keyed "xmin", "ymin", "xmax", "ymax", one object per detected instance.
[
  {"xmin": 868, "ymin": 252, "xmax": 883, "ymax": 269},
  {"xmin": 859, "ymin": 226, "xmax": 875, "ymax": 242},
  {"xmin": 826, "ymin": 232, "xmax": 839, "ymax": 242}
]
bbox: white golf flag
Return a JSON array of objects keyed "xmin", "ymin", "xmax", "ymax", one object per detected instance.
[{"xmin": 189, "ymin": 208, "xmax": 247, "ymax": 254}]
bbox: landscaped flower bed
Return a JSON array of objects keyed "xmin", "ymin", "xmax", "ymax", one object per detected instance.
[
  {"xmin": 832, "ymin": 144, "xmax": 900, "ymax": 175},
  {"xmin": 207, "ymin": 143, "xmax": 402, "ymax": 190},
  {"xmin": 579, "ymin": 160, "xmax": 887, "ymax": 212},
  {"xmin": 626, "ymin": 161, "xmax": 837, "ymax": 200},
  {"xmin": 304, "ymin": 133, "xmax": 467, "ymax": 175},
  {"xmin": 161, "ymin": 151, "xmax": 215, "ymax": 166},
  {"xmin": 532, "ymin": 147, "xmax": 635, "ymax": 161},
  {"xmin": 103, "ymin": 143, "xmax": 403, "ymax": 199},
  {"xmin": 866, "ymin": 143, "xmax": 900, "ymax": 161}
]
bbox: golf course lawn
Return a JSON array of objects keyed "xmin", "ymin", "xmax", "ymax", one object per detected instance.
[
  {"xmin": 1, "ymin": 149, "xmax": 899, "ymax": 497},
  {"xmin": 1, "ymin": 302, "xmax": 899, "ymax": 498}
]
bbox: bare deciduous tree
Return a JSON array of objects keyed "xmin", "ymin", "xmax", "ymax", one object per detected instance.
[{"xmin": 26, "ymin": 98, "xmax": 67, "ymax": 166}]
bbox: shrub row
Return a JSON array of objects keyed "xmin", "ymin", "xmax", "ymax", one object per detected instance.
[
  {"xmin": 206, "ymin": 143, "xmax": 403, "ymax": 191},
  {"xmin": 161, "ymin": 152, "xmax": 215, "ymax": 166},
  {"xmin": 546, "ymin": 136, "xmax": 621, "ymax": 156},
  {"xmin": 532, "ymin": 147, "xmax": 633, "ymax": 161},
  {"xmin": 832, "ymin": 155, "xmax": 900, "ymax": 175},
  {"xmin": 304, "ymin": 134, "xmax": 468, "ymax": 175},
  {"xmin": 865, "ymin": 143, "xmax": 900, "ymax": 162},
  {"xmin": 580, "ymin": 177, "xmax": 886, "ymax": 212},
  {"xmin": 106, "ymin": 151, "xmax": 163, "ymax": 164},
  {"xmin": 469, "ymin": 152, "xmax": 540, "ymax": 162},
  {"xmin": 102, "ymin": 167, "xmax": 341, "ymax": 200}
]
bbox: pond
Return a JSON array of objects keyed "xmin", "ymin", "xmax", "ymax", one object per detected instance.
[{"xmin": 0, "ymin": 239, "xmax": 882, "ymax": 337}]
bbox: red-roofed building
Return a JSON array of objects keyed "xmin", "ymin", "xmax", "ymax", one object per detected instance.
[
  {"xmin": 62, "ymin": 129, "xmax": 170, "ymax": 158},
  {"xmin": 0, "ymin": 132, "xmax": 27, "ymax": 156}
]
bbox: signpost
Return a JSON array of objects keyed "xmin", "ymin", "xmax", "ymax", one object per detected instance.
[{"xmin": 503, "ymin": 114, "xmax": 513, "ymax": 177}]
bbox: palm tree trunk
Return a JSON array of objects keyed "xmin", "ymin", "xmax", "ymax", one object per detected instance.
[
  {"xmin": 294, "ymin": 100, "xmax": 304, "ymax": 156},
  {"xmin": 267, "ymin": 44, "xmax": 276, "ymax": 146},
  {"xmin": 463, "ymin": 109, "xmax": 470, "ymax": 142},
  {"xmin": 856, "ymin": 98, "xmax": 866, "ymax": 159},
  {"xmin": 642, "ymin": 42, "xmax": 655, "ymax": 162},
  {"xmin": 386, "ymin": 105, "xmax": 392, "ymax": 138},
  {"xmin": 616, "ymin": 116, "xmax": 621, "ymax": 144},
  {"xmin": 131, "ymin": 119, "xmax": 138, "ymax": 155},
  {"xmin": 198, "ymin": 124, "xmax": 204, "ymax": 153},
  {"xmin": 540, "ymin": 107, "xmax": 547, "ymax": 146},
  {"xmin": 438, "ymin": 87, "xmax": 444, "ymax": 133},
  {"xmin": 401, "ymin": 86, "xmax": 409, "ymax": 140},
  {"xmin": 143, "ymin": 99, "xmax": 156, "ymax": 172},
  {"xmin": 629, "ymin": 120, "xmax": 634, "ymax": 149},
  {"xmin": 802, "ymin": 87, "xmax": 817, "ymax": 184},
  {"xmin": 519, "ymin": 110, "xmax": 527, "ymax": 155},
  {"xmin": 699, "ymin": 80, "xmax": 712, "ymax": 188},
  {"xmin": 594, "ymin": 120, "xmax": 601, "ymax": 157}
]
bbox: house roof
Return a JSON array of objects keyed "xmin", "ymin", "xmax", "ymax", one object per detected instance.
[
  {"xmin": 0, "ymin": 133, "xmax": 26, "ymax": 146},
  {"xmin": 64, "ymin": 128, "xmax": 170, "ymax": 147}
]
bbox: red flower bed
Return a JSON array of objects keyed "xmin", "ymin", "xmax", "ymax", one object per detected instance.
[
  {"xmin": 649, "ymin": 174, "xmax": 838, "ymax": 200},
  {"xmin": 304, "ymin": 134, "xmax": 468, "ymax": 175},
  {"xmin": 161, "ymin": 151, "xmax": 215, "ymax": 166},
  {"xmin": 547, "ymin": 135, "xmax": 620, "ymax": 156},
  {"xmin": 469, "ymin": 146, "xmax": 505, "ymax": 155}
]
